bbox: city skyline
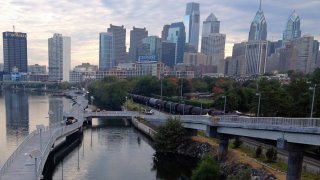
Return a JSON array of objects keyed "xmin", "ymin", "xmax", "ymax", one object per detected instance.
[{"xmin": 0, "ymin": 0, "xmax": 319, "ymax": 67}]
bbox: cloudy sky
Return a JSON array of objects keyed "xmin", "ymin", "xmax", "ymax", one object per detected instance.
[{"xmin": 0, "ymin": 0, "xmax": 319, "ymax": 68}]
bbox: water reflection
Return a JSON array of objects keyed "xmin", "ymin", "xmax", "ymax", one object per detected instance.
[
  {"xmin": 51, "ymin": 119, "xmax": 198, "ymax": 180},
  {"xmin": 49, "ymin": 96, "xmax": 64, "ymax": 125},
  {"xmin": 5, "ymin": 90, "xmax": 29, "ymax": 142}
]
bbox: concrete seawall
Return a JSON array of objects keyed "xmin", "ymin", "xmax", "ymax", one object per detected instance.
[{"xmin": 131, "ymin": 118, "xmax": 157, "ymax": 140}]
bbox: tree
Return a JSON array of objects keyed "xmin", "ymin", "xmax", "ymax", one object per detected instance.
[
  {"xmin": 154, "ymin": 117, "xmax": 185, "ymax": 153},
  {"xmin": 191, "ymin": 155, "xmax": 220, "ymax": 180}
]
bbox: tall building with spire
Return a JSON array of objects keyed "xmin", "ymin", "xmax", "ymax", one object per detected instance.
[
  {"xmin": 248, "ymin": 0, "xmax": 267, "ymax": 41},
  {"xmin": 283, "ymin": 10, "xmax": 301, "ymax": 41},
  {"xmin": 184, "ymin": 2, "xmax": 200, "ymax": 51}
]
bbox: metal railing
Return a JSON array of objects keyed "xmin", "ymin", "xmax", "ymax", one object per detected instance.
[
  {"xmin": 219, "ymin": 116, "xmax": 320, "ymax": 128},
  {"xmin": 0, "ymin": 130, "xmax": 37, "ymax": 176}
]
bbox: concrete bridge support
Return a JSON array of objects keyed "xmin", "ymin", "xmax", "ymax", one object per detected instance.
[
  {"xmin": 277, "ymin": 140, "xmax": 316, "ymax": 180},
  {"xmin": 287, "ymin": 150, "xmax": 303, "ymax": 180},
  {"xmin": 218, "ymin": 134, "xmax": 230, "ymax": 161},
  {"xmin": 185, "ymin": 128, "xmax": 198, "ymax": 137}
]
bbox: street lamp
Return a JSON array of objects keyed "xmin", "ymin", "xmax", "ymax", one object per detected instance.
[
  {"xmin": 310, "ymin": 84, "xmax": 318, "ymax": 118},
  {"xmin": 26, "ymin": 149, "xmax": 42, "ymax": 180},
  {"xmin": 160, "ymin": 73, "xmax": 163, "ymax": 100},
  {"xmin": 256, "ymin": 93, "xmax": 261, "ymax": 117},
  {"xmin": 125, "ymin": 96, "xmax": 128, "ymax": 111},
  {"xmin": 182, "ymin": 101, "xmax": 185, "ymax": 115},
  {"xmin": 36, "ymin": 125, "xmax": 45, "ymax": 151},
  {"xmin": 90, "ymin": 96, "xmax": 94, "ymax": 106},
  {"xmin": 221, "ymin": 96, "xmax": 227, "ymax": 114}
]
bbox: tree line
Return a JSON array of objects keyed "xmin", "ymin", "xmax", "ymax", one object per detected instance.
[{"xmin": 88, "ymin": 68, "xmax": 320, "ymax": 117}]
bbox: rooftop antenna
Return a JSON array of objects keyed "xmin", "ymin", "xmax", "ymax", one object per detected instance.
[{"xmin": 259, "ymin": 0, "xmax": 262, "ymax": 11}]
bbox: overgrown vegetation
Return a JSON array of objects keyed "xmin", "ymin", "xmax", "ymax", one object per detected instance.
[
  {"xmin": 232, "ymin": 138, "xmax": 243, "ymax": 149},
  {"xmin": 154, "ymin": 117, "xmax": 185, "ymax": 153},
  {"xmin": 266, "ymin": 148, "xmax": 277, "ymax": 162},
  {"xmin": 255, "ymin": 146, "xmax": 262, "ymax": 158},
  {"xmin": 191, "ymin": 155, "xmax": 220, "ymax": 180}
]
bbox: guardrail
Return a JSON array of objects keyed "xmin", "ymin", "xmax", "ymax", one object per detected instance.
[
  {"xmin": 0, "ymin": 130, "xmax": 37, "ymax": 177},
  {"xmin": 220, "ymin": 116, "xmax": 320, "ymax": 128}
]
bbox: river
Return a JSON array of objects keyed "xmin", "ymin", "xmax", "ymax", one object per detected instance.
[{"xmin": 0, "ymin": 90, "xmax": 198, "ymax": 179}]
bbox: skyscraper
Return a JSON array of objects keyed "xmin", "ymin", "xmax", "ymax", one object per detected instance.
[
  {"xmin": 201, "ymin": 13, "xmax": 226, "ymax": 73},
  {"xmin": 139, "ymin": 36, "xmax": 162, "ymax": 61},
  {"xmin": 107, "ymin": 24, "xmax": 126, "ymax": 65},
  {"xmin": 184, "ymin": 2, "xmax": 200, "ymax": 51},
  {"xmin": 48, "ymin": 33, "xmax": 71, "ymax": 82},
  {"xmin": 283, "ymin": 10, "xmax": 301, "ymax": 41},
  {"xmin": 202, "ymin": 13, "xmax": 220, "ymax": 36},
  {"xmin": 99, "ymin": 32, "xmax": 114, "ymax": 70},
  {"xmin": 248, "ymin": 0, "xmax": 267, "ymax": 41},
  {"xmin": 245, "ymin": 41, "xmax": 268, "ymax": 75},
  {"xmin": 2, "ymin": 31, "xmax": 28, "ymax": 73},
  {"xmin": 129, "ymin": 27, "xmax": 148, "ymax": 62},
  {"xmin": 167, "ymin": 22, "xmax": 186, "ymax": 65},
  {"xmin": 161, "ymin": 25, "xmax": 170, "ymax": 41},
  {"xmin": 161, "ymin": 41, "xmax": 176, "ymax": 67}
]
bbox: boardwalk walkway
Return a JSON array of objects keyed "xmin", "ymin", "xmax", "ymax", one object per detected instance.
[{"xmin": 0, "ymin": 91, "xmax": 87, "ymax": 180}]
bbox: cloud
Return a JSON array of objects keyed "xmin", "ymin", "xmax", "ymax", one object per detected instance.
[{"xmin": 0, "ymin": 0, "xmax": 319, "ymax": 68}]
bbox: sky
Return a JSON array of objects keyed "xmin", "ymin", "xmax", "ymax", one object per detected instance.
[{"xmin": 0, "ymin": 0, "xmax": 319, "ymax": 68}]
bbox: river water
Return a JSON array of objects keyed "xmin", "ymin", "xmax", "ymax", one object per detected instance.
[{"xmin": 0, "ymin": 90, "xmax": 198, "ymax": 179}]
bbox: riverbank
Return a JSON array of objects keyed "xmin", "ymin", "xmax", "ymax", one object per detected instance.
[{"xmin": 132, "ymin": 116, "xmax": 279, "ymax": 179}]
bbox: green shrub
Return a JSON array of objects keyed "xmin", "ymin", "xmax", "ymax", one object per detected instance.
[
  {"xmin": 266, "ymin": 147, "xmax": 277, "ymax": 162},
  {"xmin": 154, "ymin": 117, "xmax": 185, "ymax": 153},
  {"xmin": 255, "ymin": 146, "xmax": 262, "ymax": 158},
  {"xmin": 191, "ymin": 155, "xmax": 220, "ymax": 180},
  {"xmin": 233, "ymin": 138, "xmax": 242, "ymax": 149}
]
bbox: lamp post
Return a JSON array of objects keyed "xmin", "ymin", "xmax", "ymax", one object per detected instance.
[
  {"xmin": 200, "ymin": 102, "xmax": 203, "ymax": 115},
  {"xmin": 256, "ymin": 93, "xmax": 261, "ymax": 117},
  {"xmin": 160, "ymin": 74, "xmax": 163, "ymax": 100},
  {"xmin": 90, "ymin": 96, "xmax": 94, "ymax": 106},
  {"xmin": 222, "ymin": 96, "xmax": 227, "ymax": 114},
  {"xmin": 27, "ymin": 149, "xmax": 42, "ymax": 180},
  {"xmin": 310, "ymin": 84, "xmax": 318, "ymax": 118},
  {"xmin": 182, "ymin": 101, "xmax": 185, "ymax": 115},
  {"xmin": 36, "ymin": 125, "xmax": 45, "ymax": 151},
  {"xmin": 125, "ymin": 96, "xmax": 128, "ymax": 111}
]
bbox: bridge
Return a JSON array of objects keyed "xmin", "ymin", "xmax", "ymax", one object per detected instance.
[{"xmin": 0, "ymin": 91, "xmax": 319, "ymax": 180}]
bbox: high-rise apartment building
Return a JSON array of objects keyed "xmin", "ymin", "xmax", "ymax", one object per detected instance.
[
  {"xmin": 184, "ymin": 2, "xmax": 200, "ymax": 51},
  {"xmin": 99, "ymin": 32, "xmax": 114, "ymax": 70},
  {"xmin": 167, "ymin": 22, "xmax": 186, "ymax": 65},
  {"xmin": 107, "ymin": 24, "xmax": 126, "ymax": 65},
  {"xmin": 283, "ymin": 11, "xmax": 301, "ymax": 41},
  {"xmin": 129, "ymin": 27, "xmax": 148, "ymax": 62},
  {"xmin": 248, "ymin": 1, "xmax": 267, "ymax": 41},
  {"xmin": 48, "ymin": 33, "xmax": 71, "ymax": 82},
  {"xmin": 2, "ymin": 32, "xmax": 28, "ymax": 73}
]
